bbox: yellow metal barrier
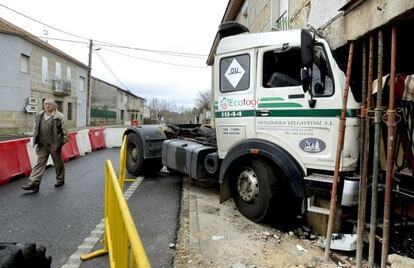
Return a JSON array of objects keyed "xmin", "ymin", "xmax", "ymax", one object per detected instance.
[
  {"xmin": 118, "ymin": 135, "xmax": 127, "ymax": 189},
  {"xmin": 80, "ymin": 159, "xmax": 151, "ymax": 267},
  {"xmin": 119, "ymin": 135, "xmax": 137, "ymax": 188}
]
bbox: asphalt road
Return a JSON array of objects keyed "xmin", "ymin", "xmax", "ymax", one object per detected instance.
[{"xmin": 0, "ymin": 148, "xmax": 182, "ymax": 268}]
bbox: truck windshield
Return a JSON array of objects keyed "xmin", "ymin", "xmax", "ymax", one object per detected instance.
[{"xmin": 262, "ymin": 45, "xmax": 334, "ymax": 97}]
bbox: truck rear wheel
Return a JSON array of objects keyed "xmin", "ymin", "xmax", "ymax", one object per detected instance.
[
  {"xmin": 126, "ymin": 133, "xmax": 144, "ymax": 175},
  {"xmin": 231, "ymin": 159, "xmax": 278, "ymax": 222}
]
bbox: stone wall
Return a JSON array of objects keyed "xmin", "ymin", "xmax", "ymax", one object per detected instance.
[
  {"xmin": 289, "ymin": 0, "xmax": 414, "ymax": 50},
  {"xmin": 0, "ymin": 110, "xmax": 35, "ymax": 135},
  {"xmin": 289, "ymin": 0, "xmax": 311, "ymax": 30},
  {"xmin": 248, "ymin": 0, "xmax": 272, "ymax": 32}
]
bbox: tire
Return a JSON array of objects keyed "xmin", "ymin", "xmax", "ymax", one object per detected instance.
[
  {"xmin": 126, "ymin": 133, "xmax": 144, "ymax": 175},
  {"xmin": 231, "ymin": 159, "xmax": 279, "ymax": 222}
]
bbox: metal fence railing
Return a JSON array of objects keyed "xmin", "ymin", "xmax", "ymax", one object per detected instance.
[{"xmin": 81, "ymin": 135, "xmax": 150, "ymax": 267}]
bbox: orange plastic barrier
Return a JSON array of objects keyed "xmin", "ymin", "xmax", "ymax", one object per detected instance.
[
  {"xmin": 61, "ymin": 132, "xmax": 80, "ymax": 162},
  {"xmin": 89, "ymin": 128, "xmax": 106, "ymax": 151},
  {"xmin": 0, "ymin": 138, "xmax": 31, "ymax": 186}
]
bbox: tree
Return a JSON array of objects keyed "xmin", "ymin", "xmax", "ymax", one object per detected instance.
[{"xmin": 195, "ymin": 90, "xmax": 211, "ymax": 110}]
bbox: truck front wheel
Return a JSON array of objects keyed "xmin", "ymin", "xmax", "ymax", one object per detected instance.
[
  {"xmin": 231, "ymin": 159, "xmax": 278, "ymax": 222},
  {"xmin": 126, "ymin": 133, "xmax": 144, "ymax": 175}
]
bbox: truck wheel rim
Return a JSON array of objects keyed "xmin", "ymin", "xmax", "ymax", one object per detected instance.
[
  {"xmin": 237, "ymin": 167, "xmax": 259, "ymax": 202},
  {"xmin": 128, "ymin": 142, "xmax": 138, "ymax": 161},
  {"xmin": 131, "ymin": 147, "xmax": 138, "ymax": 160}
]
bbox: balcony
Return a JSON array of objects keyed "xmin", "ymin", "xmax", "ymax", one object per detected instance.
[{"xmin": 52, "ymin": 79, "xmax": 71, "ymax": 96}]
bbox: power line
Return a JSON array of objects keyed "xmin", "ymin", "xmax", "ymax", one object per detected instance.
[
  {"xmin": 0, "ymin": 3, "xmax": 207, "ymax": 58},
  {"xmin": 94, "ymin": 50, "xmax": 130, "ymax": 91},
  {"xmin": 0, "ymin": 3, "xmax": 90, "ymax": 41},
  {"xmin": 101, "ymin": 47, "xmax": 209, "ymax": 69},
  {"xmin": 34, "ymin": 36, "xmax": 209, "ymax": 69},
  {"xmin": 37, "ymin": 36, "xmax": 206, "ymax": 58},
  {"xmin": 36, "ymin": 36, "xmax": 90, "ymax": 45},
  {"xmin": 94, "ymin": 41, "xmax": 207, "ymax": 58}
]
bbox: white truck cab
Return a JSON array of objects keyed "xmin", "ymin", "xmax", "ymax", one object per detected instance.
[
  {"xmin": 214, "ymin": 28, "xmax": 360, "ymax": 173},
  {"xmin": 213, "ymin": 22, "xmax": 360, "ymax": 222}
]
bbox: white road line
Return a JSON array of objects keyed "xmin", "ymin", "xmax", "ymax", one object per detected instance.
[{"xmin": 61, "ymin": 177, "xmax": 144, "ymax": 268}]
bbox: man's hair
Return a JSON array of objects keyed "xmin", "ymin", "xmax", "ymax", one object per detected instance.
[{"xmin": 44, "ymin": 99, "xmax": 57, "ymax": 108}]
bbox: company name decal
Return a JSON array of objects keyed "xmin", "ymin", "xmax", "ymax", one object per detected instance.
[
  {"xmin": 219, "ymin": 97, "xmax": 260, "ymax": 110},
  {"xmin": 299, "ymin": 138, "xmax": 326, "ymax": 153}
]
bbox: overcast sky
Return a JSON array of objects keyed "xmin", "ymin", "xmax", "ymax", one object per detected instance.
[{"xmin": 0, "ymin": 0, "xmax": 228, "ymax": 109}]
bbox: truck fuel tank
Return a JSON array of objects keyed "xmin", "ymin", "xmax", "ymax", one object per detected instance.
[{"xmin": 162, "ymin": 139, "xmax": 216, "ymax": 180}]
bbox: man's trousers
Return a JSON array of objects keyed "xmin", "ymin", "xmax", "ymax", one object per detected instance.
[{"xmin": 29, "ymin": 145, "xmax": 65, "ymax": 185}]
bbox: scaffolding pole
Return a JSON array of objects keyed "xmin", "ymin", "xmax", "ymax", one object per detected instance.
[
  {"xmin": 324, "ymin": 41, "xmax": 354, "ymax": 262},
  {"xmin": 380, "ymin": 25, "xmax": 397, "ymax": 268}
]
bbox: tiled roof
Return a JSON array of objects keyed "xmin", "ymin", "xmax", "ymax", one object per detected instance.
[{"xmin": 0, "ymin": 17, "xmax": 88, "ymax": 69}]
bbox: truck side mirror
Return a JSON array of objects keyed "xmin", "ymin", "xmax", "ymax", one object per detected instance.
[
  {"xmin": 301, "ymin": 29, "xmax": 314, "ymax": 68},
  {"xmin": 301, "ymin": 68, "xmax": 311, "ymax": 93}
]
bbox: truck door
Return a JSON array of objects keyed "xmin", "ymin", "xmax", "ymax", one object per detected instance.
[
  {"xmin": 255, "ymin": 43, "xmax": 349, "ymax": 171},
  {"xmin": 215, "ymin": 50, "xmax": 256, "ymax": 158}
]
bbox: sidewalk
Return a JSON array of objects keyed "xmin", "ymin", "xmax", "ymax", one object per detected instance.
[{"xmin": 173, "ymin": 177, "xmax": 351, "ymax": 268}]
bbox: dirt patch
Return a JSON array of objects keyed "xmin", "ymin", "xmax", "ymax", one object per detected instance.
[{"xmin": 173, "ymin": 177, "xmax": 356, "ymax": 268}]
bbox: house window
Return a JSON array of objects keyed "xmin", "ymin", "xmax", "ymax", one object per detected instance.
[
  {"xmin": 56, "ymin": 101, "xmax": 63, "ymax": 112},
  {"xmin": 55, "ymin": 62, "xmax": 62, "ymax": 81},
  {"xmin": 119, "ymin": 92, "xmax": 123, "ymax": 102},
  {"xmin": 67, "ymin": 66, "xmax": 71, "ymax": 81},
  {"xmin": 79, "ymin": 76, "xmax": 85, "ymax": 91},
  {"xmin": 67, "ymin": 102, "xmax": 72, "ymax": 120},
  {"xmin": 42, "ymin": 56, "xmax": 48, "ymax": 83},
  {"xmin": 20, "ymin": 54, "xmax": 30, "ymax": 73}
]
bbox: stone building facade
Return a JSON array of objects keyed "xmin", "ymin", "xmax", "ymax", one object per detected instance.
[
  {"xmin": 289, "ymin": 0, "xmax": 414, "ymax": 50},
  {"xmin": 0, "ymin": 18, "xmax": 88, "ymax": 135},
  {"xmin": 90, "ymin": 77, "xmax": 144, "ymax": 126}
]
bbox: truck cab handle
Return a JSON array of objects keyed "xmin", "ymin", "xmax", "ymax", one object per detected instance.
[{"xmin": 257, "ymin": 110, "xmax": 270, "ymax": 116}]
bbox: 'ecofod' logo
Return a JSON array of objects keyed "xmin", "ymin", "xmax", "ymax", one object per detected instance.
[{"xmin": 219, "ymin": 97, "xmax": 259, "ymax": 110}]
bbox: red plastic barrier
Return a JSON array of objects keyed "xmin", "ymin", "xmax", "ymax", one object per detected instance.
[
  {"xmin": 61, "ymin": 132, "xmax": 80, "ymax": 162},
  {"xmin": 0, "ymin": 138, "xmax": 31, "ymax": 186},
  {"xmin": 88, "ymin": 128, "xmax": 106, "ymax": 151},
  {"xmin": 131, "ymin": 119, "xmax": 139, "ymax": 126}
]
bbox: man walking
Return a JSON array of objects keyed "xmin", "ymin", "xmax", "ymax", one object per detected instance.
[{"xmin": 22, "ymin": 99, "xmax": 69, "ymax": 193}]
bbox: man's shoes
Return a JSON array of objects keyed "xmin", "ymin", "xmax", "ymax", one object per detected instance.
[
  {"xmin": 21, "ymin": 183, "xmax": 40, "ymax": 193},
  {"xmin": 54, "ymin": 181, "xmax": 65, "ymax": 187}
]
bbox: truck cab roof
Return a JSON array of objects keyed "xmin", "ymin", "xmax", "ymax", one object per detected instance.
[{"xmin": 217, "ymin": 30, "xmax": 303, "ymax": 55}]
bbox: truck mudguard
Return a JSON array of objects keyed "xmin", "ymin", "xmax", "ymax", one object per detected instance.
[
  {"xmin": 219, "ymin": 139, "xmax": 306, "ymax": 201},
  {"xmin": 124, "ymin": 125, "xmax": 167, "ymax": 159}
]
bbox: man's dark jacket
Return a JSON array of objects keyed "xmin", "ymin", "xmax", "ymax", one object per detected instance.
[{"xmin": 33, "ymin": 110, "xmax": 69, "ymax": 151}]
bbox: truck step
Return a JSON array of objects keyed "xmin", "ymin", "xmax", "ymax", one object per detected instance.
[
  {"xmin": 307, "ymin": 196, "xmax": 330, "ymax": 215},
  {"xmin": 304, "ymin": 174, "xmax": 334, "ymax": 183}
]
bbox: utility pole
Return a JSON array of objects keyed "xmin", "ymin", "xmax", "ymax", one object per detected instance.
[{"xmin": 86, "ymin": 39, "xmax": 93, "ymax": 126}]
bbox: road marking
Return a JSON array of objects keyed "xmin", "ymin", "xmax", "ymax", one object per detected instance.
[{"xmin": 61, "ymin": 177, "xmax": 144, "ymax": 268}]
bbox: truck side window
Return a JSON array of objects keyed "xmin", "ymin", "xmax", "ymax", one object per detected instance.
[
  {"xmin": 311, "ymin": 45, "xmax": 334, "ymax": 97},
  {"xmin": 262, "ymin": 48, "xmax": 302, "ymax": 88},
  {"xmin": 220, "ymin": 54, "xmax": 250, "ymax": 92}
]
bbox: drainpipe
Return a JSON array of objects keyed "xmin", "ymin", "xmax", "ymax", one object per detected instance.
[
  {"xmin": 381, "ymin": 25, "xmax": 397, "ymax": 268},
  {"xmin": 368, "ymin": 29, "xmax": 383, "ymax": 267},
  {"xmin": 324, "ymin": 41, "xmax": 354, "ymax": 262}
]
